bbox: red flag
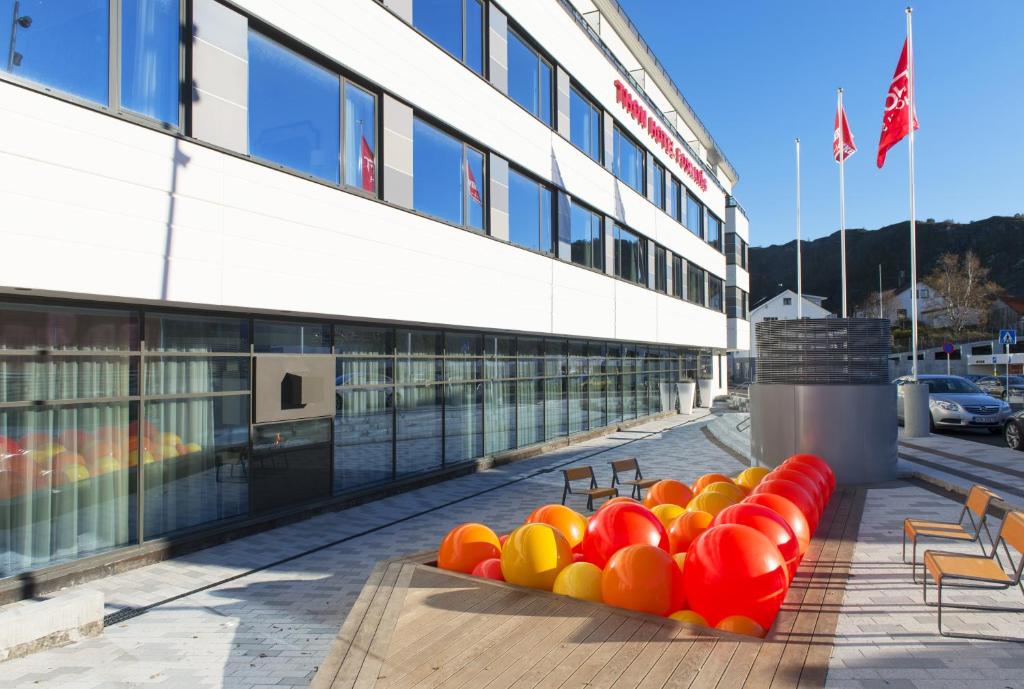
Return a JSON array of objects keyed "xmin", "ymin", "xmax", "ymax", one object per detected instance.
[
  {"xmin": 876, "ymin": 39, "xmax": 919, "ymax": 168},
  {"xmin": 360, "ymin": 136, "xmax": 376, "ymax": 192},
  {"xmin": 466, "ymin": 163, "xmax": 482, "ymax": 203},
  {"xmin": 833, "ymin": 103, "xmax": 856, "ymax": 162}
]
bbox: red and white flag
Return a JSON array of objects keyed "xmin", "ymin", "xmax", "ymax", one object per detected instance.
[
  {"xmin": 360, "ymin": 136, "xmax": 376, "ymax": 192},
  {"xmin": 833, "ymin": 102, "xmax": 856, "ymax": 162},
  {"xmin": 876, "ymin": 39, "xmax": 919, "ymax": 168},
  {"xmin": 466, "ymin": 163, "xmax": 482, "ymax": 203}
]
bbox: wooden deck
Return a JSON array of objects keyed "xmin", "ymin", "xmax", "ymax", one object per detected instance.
[{"xmin": 311, "ymin": 487, "xmax": 865, "ymax": 689}]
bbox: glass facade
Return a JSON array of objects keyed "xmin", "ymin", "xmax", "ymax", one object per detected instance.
[
  {"xmin": 707, "ymin": 213, "xmax": 723, "ymax": 252},
  {"xmin": 687, "ymin": 262, "xmax": 706, "ymax": 306},
  {"xmin": 652, "ymin": 162, "xmax": 665, "ymax": 210},
  {"xmin": 708, "ymin": 276, "xmax": 724, "ymax": 312},
  {"xmin": 686, "ymin": 192, "xmax": 704, "ymax": 239},
  {"xmin": 726, "ymin": 232, "xmax": 748, "ymax": 269},
  {"xmin": 672, "ymin": 255, "xmax": 685, "ymax": 299},
  {"xmin": 614, "ymin": 225, "xmax": 647, "ymax": 285},
  {"xmin": 413, "ymin": 118, "xmax": 485, "ymax": 231},
  {"xmin": 0, "ymin": 299, "xmax": 713, "ymax": 581},
  {"xmin": 569, "ymin": 86, "xmax": 601, "ymax": 161},
  {"xmin": 669, "ymin": 177, "xmax": 682, "ymax": 222},
  {"xmin": 412, "ymin": 0, "xmax": 484, "ymax": 75},
  {"xmin": 508, "ymin": 169, "xmax": 553, "ymax": 254},
  {"xmin": 569, "ymin": 201, "xmax": 603, "ymax": 271},
  {"xmin": 121, "ymin": 0, "xmax": 180, "ymax": 125},
  {"xmin": 727, "ymin": 286, "xmax": 749, "ymax": 320},
  {"xmin": 508, "ymin": 29, "xmax": 552, "ymax": 125},
  {"xmin": 613, "ymin": 125, "xmax": 645, "ymax": 195},
  {"xmin": 655, "ymin": 247, "xmax": 667, "ymax": 293}
]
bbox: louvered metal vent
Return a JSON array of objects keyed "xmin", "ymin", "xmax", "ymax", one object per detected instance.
[{"xmin": 755, "ymin": 318, "xmax": 891, "ymax": 385}]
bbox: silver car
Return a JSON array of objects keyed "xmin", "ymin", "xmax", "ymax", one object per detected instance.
[{"xmin": 894, "ymin": 374, "xmax": 1012, "ymax": 434}]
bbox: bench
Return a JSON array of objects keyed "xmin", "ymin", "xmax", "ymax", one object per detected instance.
[
  {"xmin": 561, "ymin": 466, "xmax": 617, "ymax": 511},
  {"xmin": 609, "ymin": 457, "xmax": 659, "ymax": 500}
]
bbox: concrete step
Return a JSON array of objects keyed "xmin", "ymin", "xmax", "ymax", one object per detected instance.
[{"xmin": 0, "ymin": 588, "xmax": 103, "ymax": 663}]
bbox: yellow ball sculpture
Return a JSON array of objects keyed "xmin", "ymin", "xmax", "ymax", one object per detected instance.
[
  {"xmin": 703, "ymin": 481, "xmax": 745, "ymax": 504},
  {"xmin": 735, "ymin": 466, "xmax": 772, "ymax": 492},
  {"xmin": 501, "ymin": 523, "xmax": 572, "ymax": 590},
  {"xmin": 650, "ymin": 503, "xmax": 685, "ymax": 530},
  {"xmin": 669, "ymin": 609, "xmax": 708, "ymax": 626},
  {"xmin": 686, "ymin": 491, "xmax": 735, "ymax": 517},
  {"xmin": 552, "ymin": 562, "xmax": 603, "ymax": 603}
]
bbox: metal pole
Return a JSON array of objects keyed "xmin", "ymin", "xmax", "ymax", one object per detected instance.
[
  {"xmin": 906, "ymin": 7, "xmax": 918, "ymax": 380},
  {"xmin": 878, "ymin": 264, "xmax": 884, "ymax": 318},
  {"xmin": 795, "ymin": 137, "xmax": 803, "ymax": 319},
  {"xmin": 947, "ymin": 349, "xmax": 950, "ymax": 375},
  {"xmin": 838, "ymin": 88, "xmax": 848, "ymax": 318},
  {"xmin": 6, "ymin": 1, "xmax": 20, "ymax": 73},
  {"xmin": 1007, "ymin": 342, "xmax": 1011, "ymax": 400}
]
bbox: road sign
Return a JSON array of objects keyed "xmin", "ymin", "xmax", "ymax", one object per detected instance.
[
  {"xmin": 999, "ymin": 329, "xmax": 1018, "ymax": 346},
  {"xmin": 942, "ymin": 342, "xmax": 954, "ymax": 354}
]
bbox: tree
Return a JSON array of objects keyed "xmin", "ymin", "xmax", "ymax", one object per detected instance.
[{"xmin": 925, "ymin": 251, "xmax": 1001, "ymax": 339}]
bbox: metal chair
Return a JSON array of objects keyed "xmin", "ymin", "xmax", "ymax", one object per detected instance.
[{"xmin": 561, "ymin": 466, "xmax": 617, "ymax": 512}]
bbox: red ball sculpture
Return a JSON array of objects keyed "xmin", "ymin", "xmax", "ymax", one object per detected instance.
[
  {"xmin": 470, "ymin": 557, "xmax": 505, "ymax": 581},
  {"xmin": 769, "ymin": 468, "xmax": 826, "ymax": 516},
  {"xmin": 601, "ymin": 544, "xmax": 686, "ymax": 617},
  {"xmin": 780, "ymin": 460, "xmax": 832, "ymax": 503},
  {"xmin": 743, "ymin": 493, "xmax": 811, "ymax": 556},
  {"xmin": 581, "ymin": 501, "xmax": 669, "ymax": 568},
  {"xmin": 785, "ymin": 454, "xmax": 835, "ymax": 492},
  {"xmin": 712, "ymin": 503, "xmax": 801, "ymax": 580},
  {"xmin": 751, "ymin": 478, "xmax": 819, "ymax": 532},
  {"xmin": 683, "ymin": 524, "xmax": 789, "ymax": 629}
]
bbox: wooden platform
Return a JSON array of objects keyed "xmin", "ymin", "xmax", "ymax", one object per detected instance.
[{"xmin": 311, "ymin": 487, "xmax": 865, "ymax": 689}]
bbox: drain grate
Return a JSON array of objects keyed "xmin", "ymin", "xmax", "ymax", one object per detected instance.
[{"xmin": 104, "ymin": 607, "xmax": 145, "ymax": 626}]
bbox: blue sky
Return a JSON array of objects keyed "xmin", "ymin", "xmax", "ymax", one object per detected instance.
[{"xmin": 618, "ymin": 1, "xmax": 1024, "ymax": 247}]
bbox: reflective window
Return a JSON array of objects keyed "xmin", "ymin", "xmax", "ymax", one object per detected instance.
[
  {"xmin": 569, "ymin": 201, "xmax": 603, "ymax": 271},
  {"xmin": 569, "ymin": 86, "xmax": 601, "ymax": 161},
  {"xmin": 413, "ymin": 118, "xmax": 485, "ymax": 230},
  {"xmin": 508, "ymin": 29, "xmax": 551, "ymax": 125},
  {"xmin": 709, "ymin": 276, "xmax": 724, "ymax": 312},
  {"xmin": 0, "ymin": 0, "xmax": 109, "ymax": 104},
  {"xmin": 508, "ymin": 169, "xmax": 552, "ymax": 254},
  {"xmin": 652, "ymin": 162, "xmax": 665, "ymax": 210},
  {"xmin": 687, "ymin": 262, "xmax": 706, "ymax": 306},
  {"xmin": 655, "ymin": 247, "xmax": 667, "ymax": 293},
  {"xmin": 120, "ymin": 0, "xmax": 179, "ymax": 125},
  {"xmin": 707, "ymin": 213, "xmax": 723, "ymax": 251},
  {"xmin": 413, "ymin": 0, "xmax": 484, "ymax": 75},
  {"xmin": 344, "ymin": 83, "xmax": 377, "ymax": 193},
  {"xmin": 727, "ymin": 286, "xmax": 748, "ymax": 320},
  {"xmin": 672, "ymin": 255, "xmax": 684, "ymax": 298},
  {"xmin": 669, "ymin": 178, "xmax": 682, "ymax": 222},
  {"xmin": 686, "ymin": 192, "xmax": 704, "ymax": 238},
  {"xmin": 254, "ymin": 321, "xmax": 330, "ymax": 354},
  {"xmin": 248, "ymin": 31, "xmax": 340, "ymax": 183},
  {"xmin": 613, "ymin": 125, "xmax": 644, "ymax": 195},
  {"xmin": 614, "ymin": 225, "xmax": 647, "ymax": 285}
]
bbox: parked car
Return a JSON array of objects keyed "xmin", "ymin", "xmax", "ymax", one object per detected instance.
[
  {"xmin": 974, "ymin": 375, "xmax": 1024, "ymax": 400},
  {"xmin": 893, "ymin": 374, "xmax": 1012, "ymax": 434},
  {"xmin": 1006, "ymin": 410, "xmax": 1024, "ymax": 451},
  {"xmin": 962, "ymin": 374, "xmax": 986, "ymax": 384}
]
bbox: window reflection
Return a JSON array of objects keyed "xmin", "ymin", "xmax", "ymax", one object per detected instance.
[
  {"xmin": 614, "ymin": 225, "xmax": 647, "ymax": 285},
  {"xmin": 570, "ymin": 202, "xmax": 603, "ymax": 271},
  {"xmin": 121, "ymin": 0, "xmax": 179, "ymax": 125},
  {"xmin": 413, "ymin": 118, "xmax": 484, "ymax": 231},
  {"xmin": 613, "ymin": 125, "xmax": 645, "ymax": 194},
  {"xmin": 413, "ymin": 0, "xmax": 483, "ymax": 75},
  {"xmin": 570, "ymin": 86, "xmax": 601, "ymax": 161},
  {"xmin": 686, "ymin": 192, "xmax": 704, "ymax": 238},
  {"xmin": 508, "ymin": 29, "xmax": 551, "ymax": 125},
  {"xmin": 509, "ymin": 169, "xmax": 552, "ymax": 253},
  {"xmin": 344, "ymin": 83, "xmax": 376, "ymax": 193}
]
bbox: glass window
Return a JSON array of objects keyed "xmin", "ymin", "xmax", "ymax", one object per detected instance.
[
  {"xmin": 669, "ymin": 178, "xmax": 682, "ymax": 222},
  {"xmin": 248, "ymin": 31, "xmax": 340, "ymax": 183},
  {"xmin": 344, "ymin": 83, "xmax": 377, "ymax": 193},
  {"xmin": 672, "ymin": 255, "xmax": 684, "ymax": 298},
  {"xmin": 254, "ymin": 321, "xmax": 330, "ymax": 354},
  {"xmin": 120, "ymin": 0, "xmax": 179, "ymax": 125},
  {"xmin": 687, "ymin": 262, "xmax": 706, "ymax": 306},
  {"xmin": 413, "ymin": 0, "xmax": 483, "ymax": 75},
  {"xmin": 709, "ymin": 276, "xmax": 724, "ymax": 312},
  {"xmin": 508, "ymin": 29, "xmax": 551, "ymax": 125},
  {"xmin": 413, "ymin": 118, "xmax": 484, "ymax": 230},
  {"xmin": 1, "ymin": 0, "xmax": 109, "ymax": 105},
  {"xmin": 686, "ymin": 192, "xmax": 704, "ymax": 238},
  {"xmin": 508, "ymin": 169, "xmax": 552, "ymax": 253},
  {"xmin": 569, "ymin": 201, "xmax": 603, "ymax": 271},
  {"xmin": 655, "ymin": 247, "xmax": 667, "ymax": 293},
  {"xmin": 727, "ymin": 286, "xmax": 748, "ymax": 320},
  {"xmin": 614, "ymin": 225, "xmax": 647, "ymax": 285},
  {"xmin": 707, "ymin": 213, "xmax": 722, "ymax": 251},
  {"xmin": 569, "ymin": 86, "xmax": 601, "ymax": 161},
  {"xmin": 613, "ymin": 125, "xmax": 644, "ymax": 195},
  {"xmin": 652, "ymin": 162, "xmax": 666, "ymax": 210}
]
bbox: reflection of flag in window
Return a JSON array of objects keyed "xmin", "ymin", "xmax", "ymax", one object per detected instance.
[
  {"xmin": 466, "ymin": 162, "xmax": 482, "ymax": 203},
  {"xmin": 360, "ymin": 136, "xmax": 376, "ymax": 192}
]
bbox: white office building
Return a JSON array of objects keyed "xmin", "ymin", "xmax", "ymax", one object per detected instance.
[{"xmin": 0, "ymin": 0, "xmax": 750, "ymax": 593}]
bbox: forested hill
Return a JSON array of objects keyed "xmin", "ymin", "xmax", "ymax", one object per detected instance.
[{"xmin": 748, "ymin": 216, "xmax": 1024, "ymax": 308}]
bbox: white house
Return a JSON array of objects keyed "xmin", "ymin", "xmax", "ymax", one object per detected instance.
[{"xmin": 731, "ymin": 291, "xmax": 833, "ymax": 378}]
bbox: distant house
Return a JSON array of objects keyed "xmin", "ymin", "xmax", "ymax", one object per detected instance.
[
  {"xmin": 989, "ymin": 295, "xmax": 1024, "ymax": 334},
  {"xmin": 735, "ymin": 289, "xmax": 833, "ymax": 360},
  {"xmin": 878, "ymin": 281, "xmax": 981, "ymax": 329}
]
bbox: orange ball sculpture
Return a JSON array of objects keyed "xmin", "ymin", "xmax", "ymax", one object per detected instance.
[
  {"xmin": 581, "ymin": 501, "xmax": 669, "ymax": 568},
  {"xmin": 786, "ymin": 453, "xmax": 835, "ymax": 492},
  {"xmin": 683, "ymin": 524, "xmax": 789, "ymax": 629},
  {"xmin": 752, "ymin": 478, "xmax": 819, "ymax": 531},
  {"xmin": 669, "ymin": 609, "xmax": 707, "ymax": 626},
  {"xmin": 526, "ymin": 504, "xmax": 588, "ymax": 548},
  {"xmin": 743, "ymin": 493, "xmax": 811, "ymax": 555},
  {"xmin": 712, "ymin": 503, "xmax": 801, "ymax": 580},
  {"xmin": 667, "ymin": 509, "xmax": 713, "ymax": 554},
  {"xmin": 602, "ymin": 544, "xmax": 685, "ymax": 617},
  {"xmin": 501, "ymin": 523, "xmax": 572, "ymax": 590},
  {"xmin": 470, "ymin": 557, "xmax": 505, "ymax": 581},
  {"xmin": 692, "ymin": 473, "xmax": 733, "ymax": 495},
  {"xmin": 716, "ymin": 615, "xmax": 767, "ymax": 638},
  {"xmin": 597, "ymin": 496, "xmax": 641, "ymax": 511},
  {"xmin": 642, "ymin": 480, "xmax": 693, "ymax": 509},
  {"xmin": 438, "ymin": 523, "xmax": 501, "ymax": 573}
]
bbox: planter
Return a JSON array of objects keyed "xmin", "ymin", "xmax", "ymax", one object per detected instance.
[{"xmin": 677, "ymin": 382, "xmax": 696, "ymax": 414}]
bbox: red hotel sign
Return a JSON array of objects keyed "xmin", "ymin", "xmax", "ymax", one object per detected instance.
[{"xmin": 614, "ymin": 80, "xmax": 708, "ymax": 192}]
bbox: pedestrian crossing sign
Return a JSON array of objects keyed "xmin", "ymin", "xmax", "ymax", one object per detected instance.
[{"xmin": 999, "ymin": 329, "xmax": 1017, "ymax": 346}]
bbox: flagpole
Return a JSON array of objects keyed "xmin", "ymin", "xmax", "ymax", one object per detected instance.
[
  {"xmin": 906, "ymin": 7, "xmax": 918, "ymax": 380},
  {"xmin": 795, "ymin": 137, "xmax": 803, "ymax": 319},
  {"xmin": 838, "ymin": 88, "xmax": 848, "ymax": 318},
  {"xmin": 878, "ymin": 264, "xmax": 883, "ymax": 318}
]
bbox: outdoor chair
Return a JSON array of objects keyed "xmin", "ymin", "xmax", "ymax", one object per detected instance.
[
  {"xmin": 922, "ymin": 510, "xmax": 1024, "ymax": 641},
  {"xmin": 609, "ymin": 457, "xmax": 659, "ymax": 500},
  {"xmin": 903, "ymin": 484, "xmax": 1000, "ymax": 584},
  {"xmin": 561, "ymin": 466, "xmax": 617, "ymax": 512}
]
